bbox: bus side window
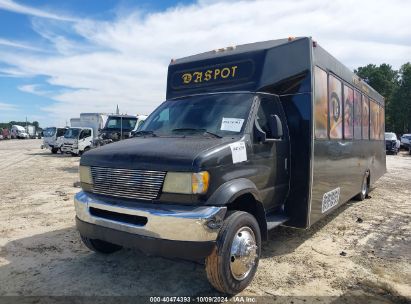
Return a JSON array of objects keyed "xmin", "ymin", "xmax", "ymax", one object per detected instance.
[
  {"xmin": 343, "ymin": 85, "xmax": 354, "ymax": 139},
  {"xmin": 314, "ymin": 67, "xmax": 328, "ymax": 139},
  {"xmin": 328, "ymin": 75, "xmax": 343, "ymax": 139},
  {"xmin": 370, "ymin": 99, "xmax": 379, "ymax": 140},
  {"xmin": 379, "ymin": 106, "xmax": 385, "ymax": 140},
  {"xmin": 353, "ymin": 90, "xmax": 362, "ymax": 139},
  {"xmin": 362, "ymin": 95, "xmax": 370, "ymax": 140}
]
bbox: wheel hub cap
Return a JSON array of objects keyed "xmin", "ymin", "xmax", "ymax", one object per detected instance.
[{"xmin": 229, "ymin": 227, "xmax": 258, "ymax": 280}]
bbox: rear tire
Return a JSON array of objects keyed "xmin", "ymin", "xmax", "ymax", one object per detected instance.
[
  {"xmin": 80, "ymin": 234, "xmax": 122, "ymax": 254},
  {"xmin": 355, "ymin": 172, "xmax": 369, "ymax": 201},
  {"xmin": 205, "ymin": 211, "xmax": 261, "ymax": 295}
]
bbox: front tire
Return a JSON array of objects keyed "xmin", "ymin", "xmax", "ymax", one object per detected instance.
[
  {"xmin": 51, "ymin": 148, "xmax": 58, "ymax": 154},
  {"xmin": 80, "ymin": 234, "xmax": 122, "ymax": 254},
  {"xmin": 205, "ymin": 211, "xmax": 261, "ymax": 295}
]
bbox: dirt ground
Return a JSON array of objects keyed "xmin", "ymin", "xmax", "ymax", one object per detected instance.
[{"xmin": 0, "ymin": 139, "xmax": 410, "ymax": 302}]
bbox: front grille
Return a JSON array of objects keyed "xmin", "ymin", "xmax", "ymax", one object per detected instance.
[{"xmin": 90, "ymin": 166, "xmax": 166, "ymax": 200}]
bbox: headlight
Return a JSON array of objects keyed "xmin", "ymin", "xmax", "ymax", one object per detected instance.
[
  {"xmin": 162, "ymin": 171, "xmax": 209, "ymax": 194},
  {"xmin": 79, "ymin": 166, "xmax": 93, "ymax": 184}
]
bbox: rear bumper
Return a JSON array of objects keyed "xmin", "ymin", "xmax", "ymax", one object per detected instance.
[{"xmin": 74, "ymin": 191, "xmax": 226, "ymax": 258}]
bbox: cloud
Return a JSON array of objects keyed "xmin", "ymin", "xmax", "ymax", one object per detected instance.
[
  {"xmin": 0, "ymin": 0, "xmax": 410, "ymax": 126},
  {"xmin": 0, "ymin": 0, "xmax": 77, "ymax": 21},
  {"xmin": 0, "ymin": 38, "xmax": 43, "ymax": 51},
  {"xmin": 0, "ymin": 102, "xmax": 18, "ymax": 111},
  {"xmin": 18, "ymin": 84, "xmax": 54, "ymax": 97}
]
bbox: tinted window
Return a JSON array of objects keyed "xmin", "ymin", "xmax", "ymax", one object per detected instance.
[
  {"xmin": 370, "ymin": 100, "xmax": 379, "ymax": 140},
  {"xmin": 362, "ymin": 95, "xmax": 370, "ymax": 139},
  {"xmin": 57, "ymin": 128, "xmax": 66, "ymax": 137},
  {"xmin": 379, "ymin": 106, "xmax": 385, "ymax": 140},
  {"xmin": 256, "ymin": 96, "xmax": 281, "ymax": 139},
  {"xmin": 343, "ymin": 85, "xmax": 354, "ymax": 139},
  {"xmin": 106, "ymin": 117, "xmax": 137, "ymax": 130},
  {"xmin": 314, "ymin": 67, "xmax": 328, "ymax": 139},
  {"xmin": 329, "ymin": 75, "xmax": 343, "ymax": 139},
  {"xmin": 353, "ymin": 90, "xmax": 362, "ymax": 139}
]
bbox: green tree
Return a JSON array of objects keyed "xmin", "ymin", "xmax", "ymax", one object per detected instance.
[
  {"xmin": 355, "ymin": 64, "xmax": 399, "ymax": 131},
  {"xmin": 391, "ymin": 63, "xmax": 411, "ymax": 133}
]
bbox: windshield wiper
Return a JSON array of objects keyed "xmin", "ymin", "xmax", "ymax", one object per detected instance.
[
  {"xmin": 172, "ymin": 128, "xmax": 222, "ymax": 138},
  {"xmin": 134, "ymin": 130, "xmax": 157, "ymax": 137}
]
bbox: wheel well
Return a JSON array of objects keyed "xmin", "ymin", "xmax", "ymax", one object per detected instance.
[
  {"xmin": 366, "ymin": 169, "xmax": 371, "ymax": 187},
  {"xmin": 226, "ymin": 193, "xmax": 267, "ymax": 241}
]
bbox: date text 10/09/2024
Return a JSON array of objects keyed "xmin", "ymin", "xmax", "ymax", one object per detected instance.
[{"xmin": 149, "ymin": 296, "xmax": 257, "ymax": 303}]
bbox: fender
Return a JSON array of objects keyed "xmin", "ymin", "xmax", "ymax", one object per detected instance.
[
  {"xmin": 206, "ymin": 178, "xmax": 262, "ymax": 206},
  {"xmin": 206, "ymin": 178, "xmax": 269, "ymax": 240}
]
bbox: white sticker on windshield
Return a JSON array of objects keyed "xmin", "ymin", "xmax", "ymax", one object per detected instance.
[
  {"xmin": 221, "ymin": 117, "xmax": 244, "ymax": 132},
  {"xmin": 229, "ymin": 141, "xmax": 247, "ymax": 164}
]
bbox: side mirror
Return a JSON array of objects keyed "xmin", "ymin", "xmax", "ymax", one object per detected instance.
[{"xmin": 269, "ymin": 114, "xmax": 283, "ymax": 139}]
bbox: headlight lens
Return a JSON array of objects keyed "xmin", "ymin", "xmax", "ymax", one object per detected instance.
[
  {"xmin": 162, "ymin": 171, "xmax": 209, "ymax": 194},
  {"xmin": 79, "ymin": 166, "xmax": 93, "ymax": 184}
]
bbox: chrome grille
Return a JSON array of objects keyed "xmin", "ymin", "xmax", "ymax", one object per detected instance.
[{"xmin": 90, "ymin": 167, "xmax": 166, "ymax": 200}]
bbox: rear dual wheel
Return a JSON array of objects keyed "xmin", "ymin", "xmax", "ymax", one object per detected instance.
[
  {"xmin": 205, "ymin": 211, "xmax": 261, "ymax": 295},
  {"xmin": 355, "ymin": 172, "xmax": 369, "ymax": 201}
]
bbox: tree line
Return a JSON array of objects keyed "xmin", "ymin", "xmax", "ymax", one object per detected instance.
[
  {"xmin": 0, "ymin": 121, "xmax": 40, "ymax": 130},
  {"xmin": 355, "ymin": 62, "xmax": 411, "ymax": 135}
]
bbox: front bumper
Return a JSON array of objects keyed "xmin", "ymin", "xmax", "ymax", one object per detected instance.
[
  {"xmin": 74, "ymin": 191, "xmax": 226, "ymax": 258},
  {"xmin": 61, "ymin": 145, "xmax": 78, "ymax": 154}
]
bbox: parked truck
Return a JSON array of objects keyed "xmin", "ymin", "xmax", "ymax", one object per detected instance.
[
  {"xmin": 41, "ymin": 127, "xmax": 68, "ymax": 153},
  {"xmin": 60, "ymin": 127, "xmax": 94, "ymax": 156},
  {"xmin": 11, "ymin": 125, "xmax": 29, "ymax": 139},
  {"xmin": 26, "ymin": 125, "xmax": 36, "ymax": 139},
  {"xmin": 1, "ymin": 128, "xmax": 10, "ymax": 139},
  {"xmin": 98, "ymin": 114, "xmax": 138, "ymax": 144}
]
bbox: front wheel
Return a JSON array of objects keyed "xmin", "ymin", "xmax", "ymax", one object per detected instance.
[
  {"xmin": 51, "ymin": 148, "xmax": 58, "ymax": 154},
  {"xmin": 80, "ymin": 234, "xmax": 122, "ymax": 254},
  {"xmin": 205, "ymin": 211, "xmax": 261, "ymax": 295}
]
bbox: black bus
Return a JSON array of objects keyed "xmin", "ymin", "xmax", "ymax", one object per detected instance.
[{"xmin": 75, "ymin": 37, "xmax": 386, "ymax": 294}]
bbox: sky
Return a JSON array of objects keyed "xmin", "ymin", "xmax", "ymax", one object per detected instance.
[{"xmin": 0, "ymin": 0, "xmax": 410, "ymax": 127}]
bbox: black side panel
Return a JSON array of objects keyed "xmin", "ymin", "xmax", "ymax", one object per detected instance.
[{"xmin": 310, "ymin": 139, "xmax": 385, "ymax": 225}]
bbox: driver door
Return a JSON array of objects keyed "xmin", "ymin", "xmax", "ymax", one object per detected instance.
[{"xmin": 251, "ymin": 95, "xmax": 290, "ymax": 211}]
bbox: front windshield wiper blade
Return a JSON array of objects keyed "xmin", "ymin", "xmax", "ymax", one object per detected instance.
[
  {"xmin": 171, "ymin": 128, "xmax": 222, "ymax": 138},
  {"xmin": 134, "ymin": 130, "xmax": 157, "ymax": 137}
]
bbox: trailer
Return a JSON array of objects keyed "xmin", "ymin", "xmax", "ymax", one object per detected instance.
[
  {"xmin": 26, "ymin": 125, "xmax": 36, "ymax": 139},
  {"xmin": 70, "ymin": 118, "xmax": 81, "ymax": 128}
]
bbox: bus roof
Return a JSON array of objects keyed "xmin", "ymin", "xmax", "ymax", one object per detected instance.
[{"xmin": 167, "ymin": 37, "xmax": 384, "ymax": 105}]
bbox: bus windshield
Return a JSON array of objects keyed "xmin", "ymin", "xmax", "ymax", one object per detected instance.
[
  {"xmin": 64, "ymin": 128, "xmax": 80, "ymax": 139},
  {"xmin": 140, "ymin": 93, "xmax": 254, "ymax": 137}
]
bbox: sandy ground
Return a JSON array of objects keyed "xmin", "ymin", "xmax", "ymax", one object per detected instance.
[{"xmin": 0, "ymin": 139, "xmax": 410, "ymax": 302}]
